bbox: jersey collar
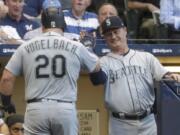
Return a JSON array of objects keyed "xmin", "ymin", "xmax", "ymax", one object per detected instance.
[
  {"xmin": 43, "ymin": 31, "xmax": 63, "ymax": 37},
  {"xmin": 107, "ymin": 49, "xmax": 133, "ymax": 59}
]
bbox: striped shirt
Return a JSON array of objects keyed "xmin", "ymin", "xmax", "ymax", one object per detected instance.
[{"xmin": 63, "ymin": 9, "xmax": 99, "ymax": 40}]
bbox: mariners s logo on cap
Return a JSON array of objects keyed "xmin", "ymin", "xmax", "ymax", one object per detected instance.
[
  {"xmin": 106, "ymin": 18, "xmax": 111, "ymax": 27},
  {"xmin": 101, "ymin": 16, "xmax": 125, "ymax": 34}
]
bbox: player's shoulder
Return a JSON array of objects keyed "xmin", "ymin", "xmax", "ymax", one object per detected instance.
[
  {"xmin": 61, "ymin": 36, "xmax": 84, "ymax": 47},
  {"xmin": 18, "ymin": 34, "xmax": 42, "ymax": 48},
  {"xmin": 99, "ymin": 53, "xmax": 112, "ymax": 62},
  {"xmin": 133, "ymin": 49, "xmax": 154, "ymax": 57},
  {"xmin": 131, "ymin": 49, "xmax": 158, "ymax": 63}
]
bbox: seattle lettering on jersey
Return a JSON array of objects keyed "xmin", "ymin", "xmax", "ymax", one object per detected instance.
[
  {"xmin": 109, "ymin": 65, "xmax": 148, "ymax": 83},
  {"xmin": 24, "ymin": 39, "xmax": 78, "ymax": 54}
]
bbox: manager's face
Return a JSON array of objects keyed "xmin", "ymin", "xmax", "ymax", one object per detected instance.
[{"xmin": 103, "ymin": 27, "xmax": 128, "ymax": 52}]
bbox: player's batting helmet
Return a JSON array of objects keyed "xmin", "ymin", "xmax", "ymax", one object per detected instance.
[{"xmin": 41, "ymin": 0, "xmax": 66, "ymax": 30}]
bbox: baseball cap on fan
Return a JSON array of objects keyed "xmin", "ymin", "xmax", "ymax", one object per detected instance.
[{"xmin": 101, "ymin": 16, "xmax": 125, "ymax": 34}]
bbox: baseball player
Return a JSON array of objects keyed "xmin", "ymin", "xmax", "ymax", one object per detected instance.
[
  {"xmin": 0, "ymin": 0, "xmax": 102, "ymax": 134},
  {"xmin": 90, "ymin": 16, "xmax": 180, "ymax": 135}
]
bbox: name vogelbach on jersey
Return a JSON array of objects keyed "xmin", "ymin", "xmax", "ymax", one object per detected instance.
[{"xmin": 24, "ymin": 38, "xmax": 78, "ymax": 54}]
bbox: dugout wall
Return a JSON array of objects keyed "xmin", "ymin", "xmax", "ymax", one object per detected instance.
[
  {"xmin": 0, "ymin": 43, "xmax": 180, "ymax": 135},
  {"xmin": 156, "ymin": 80, "xmax": 180, "ymax": 135}
]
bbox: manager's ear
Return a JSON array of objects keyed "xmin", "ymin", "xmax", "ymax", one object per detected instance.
[
  {"xmin": 123, "ymin": 27, "xmax": 127, "ymax": 32},
  {"xmin": 122, "ymin": 27, "xmax": 127, "ymax": 36}
]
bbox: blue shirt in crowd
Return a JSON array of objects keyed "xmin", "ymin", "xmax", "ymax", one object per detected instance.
[
  {"xmin": 160, "ymin": 0, "xmax": 180, "ymax": 30},
  {"xmin": 0, "ymin": 14, "xmax": 40, "ymax": 39},
  {"xmin": 23, "ymin": 0, "xmax": 71, "ymax": 17},
  {"xmin": 63, "ymin": 9, "xmax": 99, "ymax": 40}
]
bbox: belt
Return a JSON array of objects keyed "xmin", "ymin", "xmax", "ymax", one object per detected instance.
[
  {"xmin": 27, "ymin": 98, "xmax": 72, "ymax": 104},
  {"xmin": 112, "ymin": 108, "xmax": 153, "ymax": 120}
]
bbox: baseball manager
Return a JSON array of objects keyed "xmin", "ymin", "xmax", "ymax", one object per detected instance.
[{"xmin": 90, "ymin": 16, "xmax": 180, "ymax": 135}]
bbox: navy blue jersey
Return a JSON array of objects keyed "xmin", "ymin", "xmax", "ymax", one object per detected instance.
[{"xmin": 0, "ymin": 14, "xmax": 40, "ymax": 39}]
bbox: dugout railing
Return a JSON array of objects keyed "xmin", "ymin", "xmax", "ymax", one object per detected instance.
[{"xmin": 155, "ymin": 80, "xmax": 180, "ymax": 135}]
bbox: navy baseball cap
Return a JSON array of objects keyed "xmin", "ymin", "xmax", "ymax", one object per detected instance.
[
  {"xmin": 101, "ymin": 16, "xmax": 125, "ymax": 34},
  {"xmin": 42, "ymin": 0, "xmax": 62, "ymax": 10},
  {"xmin": 41, "ymin": 0, "xmax": 66, "ymax": 29}
]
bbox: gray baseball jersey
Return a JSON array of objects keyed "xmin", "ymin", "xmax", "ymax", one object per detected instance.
[
  {"xmin": 6, "ymin": 32, "xmax": 98, "ymax": 102},
  {"xmin": 100, "ymin": 49, "xmax": 168, "ymax": 113}
]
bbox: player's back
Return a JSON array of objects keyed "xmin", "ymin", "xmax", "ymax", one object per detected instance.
[{"xmin": 14, "ymin": 32, "xmax": 97, "ymax": 101}]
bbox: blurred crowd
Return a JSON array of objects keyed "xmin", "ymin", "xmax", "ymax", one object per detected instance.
[{"xmin": 0, "ymin": 0, "xmax": 179, "ymax": 45}]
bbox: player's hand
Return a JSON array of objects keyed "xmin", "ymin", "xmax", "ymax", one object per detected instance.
[{"xmin": 3, "ymin": 102, "xmax": 16, "ymax": 114}]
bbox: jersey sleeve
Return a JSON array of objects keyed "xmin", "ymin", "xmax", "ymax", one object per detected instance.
[
  {"xmin": 148, "ymin": 53, "xmax": 168, "ymax": 81},
  {"xmin": 5, "ymin": 47, "xmax": 23, "ymax": 76},
  {"xmin": 99, "ymin": 56, "xmax": 110, "ymax": 75},
  {"xmin": 78, "ymin": 45, "xmax": 99, "ymax": 72}
]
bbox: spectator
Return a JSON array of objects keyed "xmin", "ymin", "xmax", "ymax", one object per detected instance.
[
  {"xmin": 0, "ymin": 118, "xmax": 9, "ymax": 135},
  {"xmin": 86, "ymin": 0, "xmax": 105, "ymax": 12},
  {"xmin": 93, "ymin": 3, "xmax": 118, "ymax": 55},
  {"xmin": 0, "ymin": 0, "xmax": 8, "ymax": 19},
  {"xmin": 5, "ymin": 114, "xmax": 24, "ymax": 135},
  {"xmin": 0, "ymin": 0, "xmax": 40, "ymax": 43},
  {"xmin": 24, "ymin": 0, "xmax": 99, "ymax": 41},
  {"xmin": 105, "ymin": 0, "xmax": 127, "ymax": 25},
  {"xmin": 23, "ymin": 0, "xmax": 62, "ymax": 40},
  {"xmin": 63, "ymin": 0, "xmax": 99, "ymax": 40},
  {"xmin": 160, "ymin": 0, "xmax": 180, "ymax": 39},
  {"xmin": 128, "ymin": 0, "xmax": 159, "ymax": 12},
  {"xmin": 127, "ymin": 0, "xmax": 160, "ymax": 39},
  {"xmin": 97, "ymin": 3, "xmax": 118, "ymax": 35},
  {"xmin": 23, "ymin": 0, "xmax": 72, "ymax": 18},
  {"xmin": 0, "ymin": 93, "xmax": 16, "ymax": 135}
]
